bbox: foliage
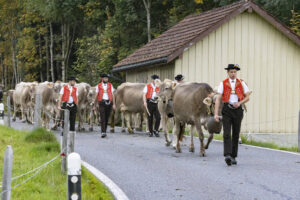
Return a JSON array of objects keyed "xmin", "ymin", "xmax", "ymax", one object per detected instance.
[{"xmin": 0, "ymin": 0, "xmax": 298, "ymax": 88}]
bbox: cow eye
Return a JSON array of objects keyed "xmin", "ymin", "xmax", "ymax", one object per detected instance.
[{"xmin": 165, "ymin": 87, "xmax": 169, "ymax": 90}]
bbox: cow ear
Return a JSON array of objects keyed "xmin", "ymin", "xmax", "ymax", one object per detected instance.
[
  {"xmin": 203, "ymin": 97, "xmax": 212, "ymax": 106},
  {"xmin": 172, "ymin": 82, "xmax": 177, "ymax": 89}
]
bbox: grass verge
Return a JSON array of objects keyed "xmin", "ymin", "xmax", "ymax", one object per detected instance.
[{"xmin": 0, "ymin": 126, "xmax": 114, "ymax": 200}]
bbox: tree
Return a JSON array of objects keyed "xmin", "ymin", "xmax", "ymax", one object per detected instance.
[{"xmin": 143, "ymin": 0, "xmax": 151, "ymax": 42}]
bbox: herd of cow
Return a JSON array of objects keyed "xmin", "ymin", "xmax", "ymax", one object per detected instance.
[{"xmin": 8, "ymin": 79, "xmax": 222, "ymax": 156}]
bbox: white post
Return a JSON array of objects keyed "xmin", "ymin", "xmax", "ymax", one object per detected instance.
[
  {"xmin": 67, "ymin": 152, "xmax": 81, "ymax": 200},
  {"xmin": 1, "ymin": 146, "xmax": 13, "ymax": 200},
  {"xmin": 6, "ymin": 96, "xmax": 10, "ymax": 127},
  {"xmin": 61, "ymin": 109, "xmax": 69, "ymax": 173},
  {"xmin": 34, "ymin": 93, "xmax": 42, "ymax": 128}
]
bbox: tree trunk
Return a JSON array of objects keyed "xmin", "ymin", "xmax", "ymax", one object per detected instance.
[
  {"xmin": 11, "ymin": 38, "xmax": 17, "ymax": 86},
  {"xmin": 50, "ymin": 22, "xmax": 55, "ymax": 82},
  {"xmin": 45, "ymin": 35, "xmax": 50, "ymax": 81},
  {"xmin": 39, "ymin": 34, "xmax": 44, "ymax": 82},
  {"xmin": 143, "ymin": 0, "xmax": 151, "ymax": 42},
  {"xmin": 0, "ymin": 53, "xmax": 4, "ymax": 86},
  {"xmin": 61, "ymin": 23, "xmax": 66, "ymax": 82}
]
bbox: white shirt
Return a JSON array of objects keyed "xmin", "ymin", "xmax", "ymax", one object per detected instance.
[
  {"xmin": 60, "ymin": 85, "xmax": 79, "ymax": 103},
  {"xmin": 96, "ymin": 83, "xmax": 115, "ymax": 100},
  {"xmin": 143, "ymin": 83, "xmax": 158, "ymax": 99},
  {"xmin": 218, "ymin": 78, "xmax": 249, "ymax": 104}
]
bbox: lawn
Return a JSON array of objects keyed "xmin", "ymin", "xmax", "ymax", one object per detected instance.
[{"xmin": 0, "ymin": 126, "xmax": 114, "ymax": 200}]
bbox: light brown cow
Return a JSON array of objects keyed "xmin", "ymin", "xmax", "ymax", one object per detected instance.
[
  {"xmin": 76, "ymin": 82, "xmax": 92, "ymax": 131},
  {"xmin": 36, "ymin": 82, "xmax": 59, "ymax": 130},
  {"xmin": 111, "ymin": 82, "xmax": 147, "ymax": 134},
  {"xmin": 166, "ymin": 82, "xmax": 222, "ymax": 156},
  {"xmin": 51, "ymin": 81, "xmax": 67, "ymax": 130},
  {"xmin": 13, "ymin": 82, "xmax": 37, "ymax": 123}
]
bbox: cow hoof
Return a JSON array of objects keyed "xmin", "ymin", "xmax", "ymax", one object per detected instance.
[
  {"xmin": 121, "ymin": 129, "xmax": 126, "ymax": 133},
  {"xmin": 21, "ymin": 120, "xmax": 26, "ymax": 123},
  {"xmin": 89, "ymin": 127, "xmax": 93, "ymax": 132},
  {"xmin": 81, "ymin": 127, "xmax": 85, "ymax": 131},
  {"xmin": 51, "ymin": 127, "xmax": 57, "ymax": 131},
  {"xmin": 165, "ymin": 141, "xmax": 171, "ymax": 147},
  {"xmin": 204, "ymin": 145, "xmax": 209, "ymax": 149},
  {"xmin": 189, "ymin": 147, "xmax": 195, "ymax": 152},
  {"xmin": 200, "ymin": 151, "xmax": 206, "ymax": 157},
  {"xmin": 12, "ymin": 118, "xmax": 16, "ymax": 122},
  {"xmin": 135, "ymin": 128, "xmax": 142, "ymax": 131},
  {"xmin": 110, "ymin": 129, "xmax": 114, "ymax": 133},
  {"xmin": 128, "ymin": 129, "xmax": 134, "ymax": 134},
  {"xmin": 175, "ymin": 149, "xmax": 181, "ymax": 153}
]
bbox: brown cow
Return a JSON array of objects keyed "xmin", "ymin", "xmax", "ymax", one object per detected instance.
[
  {"xmin": 166, "ymin": 82, "xmax": 222, "ymax": 156},
  {"xmin": 76, "ymin": 82, "xmax": 91, "ymax": 131},
  {"xmin": 111, "ymin": 82, "xmax": 147, "ymax": 134}
]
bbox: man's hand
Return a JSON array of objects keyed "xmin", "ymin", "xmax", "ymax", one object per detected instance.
[
  {"xmin": 214, "ymin": 115, "xmax": 220, "ymax": 122},
  {"xmin": 233, "ymin": 102, "xmax": 241, "ymax": 108}
]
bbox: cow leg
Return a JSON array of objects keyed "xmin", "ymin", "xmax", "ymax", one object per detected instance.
[
  {"xmin": 121, "ymin": 112, "xmax": 126, "ymax": 132},
  {"xmin": 124, "ymin": 111, "xmax": 133, "ymax": 134},
  {"xmin": 12, "ymin": 104, "xmax": 17, "ymax": 121},
  {"xmin": 195, "ymin": 121, "xmax": 206, "ymax": 157},
  {"xmin": 21, "ymin": 105, "xmax": 26, "ymax": 122},
  {"xmin": 174, "ymin": 119, "xmax": 181, "ymax": 153},
  {"xmin": 189, "ymin": 125, "xmax": 195, "ymax": 152},
  {"xmin": 89, "ymin": 110, "xmax": 94, "ymax": 131},
  {"xmin": 205, "ymin": 133, "xmax": 214, "ymax": 149},
  {"xmin": 162, "ymin": 115, "xmax": 171, "ymax": 146}
]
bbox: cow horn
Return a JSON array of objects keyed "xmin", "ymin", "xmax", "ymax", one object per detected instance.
[{"xmin": 203, "ymin": 97, "xmax": 212, "ymax": 106}]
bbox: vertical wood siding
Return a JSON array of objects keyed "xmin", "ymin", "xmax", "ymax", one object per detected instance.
[
  {"xmin": 126, "ymin": 63, "xmax": 175, "ymax": 83},
  {"xmin": 174, "ymin": 12, "xmax": 300, "ymax": 133}
]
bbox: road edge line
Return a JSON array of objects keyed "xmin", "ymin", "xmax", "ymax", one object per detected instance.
[
  {"xmin": 82, "ymin": 161, "xmax": 130, "ymax": 200},
  {"xmin": 211, "ymin": 139, "xmax": 300, "ymax": 156}
]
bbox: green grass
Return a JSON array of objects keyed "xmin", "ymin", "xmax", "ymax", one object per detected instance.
[{"xmin": 0, "ymin": 126, "xmax": 114, "ymax": 200}]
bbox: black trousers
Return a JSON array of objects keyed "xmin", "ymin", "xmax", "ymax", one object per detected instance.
[
  {"xmin": 222, "ymin": 104, "xmax": 243, "ymax": 158},
  {"xmin": 62, "ymin": 103, "xmax": 77, "ymax": 131},
  {"xmin": 147, "ymin": 101, "xmax": 161, "ymax": 133},
  {"xmin": 99, "ymin": 101, "xmax": 112, "ymax": 133}
]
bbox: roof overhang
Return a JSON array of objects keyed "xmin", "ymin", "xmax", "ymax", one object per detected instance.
[{"xmin": 111, "ymin": 57, "xmax": 168, "ymax": 73}]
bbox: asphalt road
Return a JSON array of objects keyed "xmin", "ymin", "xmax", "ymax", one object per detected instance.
[{"xmin": 10, "ymin": 120, "xmax": 300, "ymax": 200}]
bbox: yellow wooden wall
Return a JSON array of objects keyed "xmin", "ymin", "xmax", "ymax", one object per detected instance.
[
  {"xmin": 174, "ymin": 12, "xmax": 300, "ymax": 133},
  {"xmin": 126, "ymin": 63, "xmax": 175, "ymax": 83}
]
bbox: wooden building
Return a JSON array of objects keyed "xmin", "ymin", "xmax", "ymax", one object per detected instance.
[{"xmin": 112, "ymin": 0, "xmax": 300, "ymax": 133}]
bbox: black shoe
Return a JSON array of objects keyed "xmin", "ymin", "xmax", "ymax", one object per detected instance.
[
  {"xmin": 154, "ymin": 131, "xmax": 160, "ymax": 137},
  {"xmin": 149, "ymin": 132, "xmax": 154, "ymax": 137},
  {"xmin": 101, "ymin": 133, "xmax": 107, "ymax": 138},
  {"xmin": 225, "ymin": 155, "xmax": 232, "ymax": 166},
  {"xmin": 231, "ymin": 157, "xmax": 237, "ymax": 165}
]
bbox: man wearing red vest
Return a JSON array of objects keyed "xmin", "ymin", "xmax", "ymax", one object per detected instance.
[
  {"xmin": 214, "ymin": 64, "xmax": 250, "ymax": 166},
  {"xmin": 94, "ymin": 74, "xmax": 115, "ymax": 138},
  {"xmin": 58, "ymin": 76, "xmax": 78, "ymax": 133},
  {"xmin": 143, "ymin": 74, "xmax": 161, "ymax": 137}
]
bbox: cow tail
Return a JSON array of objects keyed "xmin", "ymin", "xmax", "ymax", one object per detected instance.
[{"xmin": 178, "ymin": 123, "xmax": 185, "ymax": 142}]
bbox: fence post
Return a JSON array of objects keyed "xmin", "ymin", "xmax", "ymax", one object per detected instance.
[
  {"xmin": 6, "ymin": 96, "xmax": 11, "ymax": 128},
  {"xmin": 1, "ymin": 145, "xmax": 13, "ymax": 200},
  {"xmin": 61, "ymin": 109, "xmax": 69, "ymax": 173},
  {"xmin": 67, "ymin": 152, "xmax": 81, "ymax": 200},
  {"xmin": 298, "ymin": 110, "xmax": 300, "ymax": 152},
  {"xmin": 34, "ymin": 93, "xmax": 42, "ymax": 129},
  {"xmin": 68, "ymin": 131, "xmax": 75, "ymax": 154}
]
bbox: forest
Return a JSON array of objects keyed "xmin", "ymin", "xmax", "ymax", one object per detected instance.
[{"xmin": 0, "ymin": 0, "xmax": 299, "ymax": 88}]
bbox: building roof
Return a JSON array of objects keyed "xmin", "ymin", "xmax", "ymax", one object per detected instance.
[{"xmin": 112, "ymin": 0, "xmax": 300, "ymax": 72}]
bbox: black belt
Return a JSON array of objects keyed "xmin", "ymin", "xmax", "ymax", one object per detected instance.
[
  {"xmin": 147, "ymin": 99, "xmax": 158, "ymax": 104},
  {"xmin": 224, "ymin": 103, "xmax": 240, "ymax": 110},
  {"xmin": 100, "ymin": 100, "xmax": 111, "ymax": 105}
]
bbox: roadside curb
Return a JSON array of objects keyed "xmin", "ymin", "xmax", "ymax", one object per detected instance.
[{"xmin": 82, "ymin": 161, "xmax": 130, "ymax": 200}]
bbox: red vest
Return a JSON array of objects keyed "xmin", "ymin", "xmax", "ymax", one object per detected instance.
[
  {"xmin": 62, "ymin": 85, "xmax": 78, "ymax": 105},
  {"xmin": 222, "ymin": 78, "xmax": 245, "ymax": 102},
  {"xmin": 98, "ymin": 82, "xmax": 113, "ymax": 101},
  {"xmin": 146, "ymin": 83, "xmax": 159, "ymax": 99}
]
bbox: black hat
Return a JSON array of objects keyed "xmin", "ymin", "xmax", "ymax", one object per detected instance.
[
  {"xmin": 100, "ymin": 74, "xmax": 109, "ymax": 78},
  {"xmin": 68, "ymin": 76, "xmax": 77, "ymax": 81},
  {"xmin": 175, "ymin": 74, "xmax": 184, "ymax": 81},
  {"xmin": 225, "ymin": 64, "xmax": 240, "ymax": 71},
  {"xmin": 151, "ymin": 74, "xmax": 159, "ymax": 80}
]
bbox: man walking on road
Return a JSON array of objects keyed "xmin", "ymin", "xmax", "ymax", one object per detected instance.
[
  {"xmin": 214, "ymin": 64, "xmax": 250, "ymax": 166},
  {"xmin": 143, "ymin": 75, "xmax": 161, "ymax": 137},
  {"xmin": 58, "ymin": 76, "xmax": 78, "ymax": 135},
  {"xmin": 94, "ymin": 74, "xmax": 116, "ymax": 138}
]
